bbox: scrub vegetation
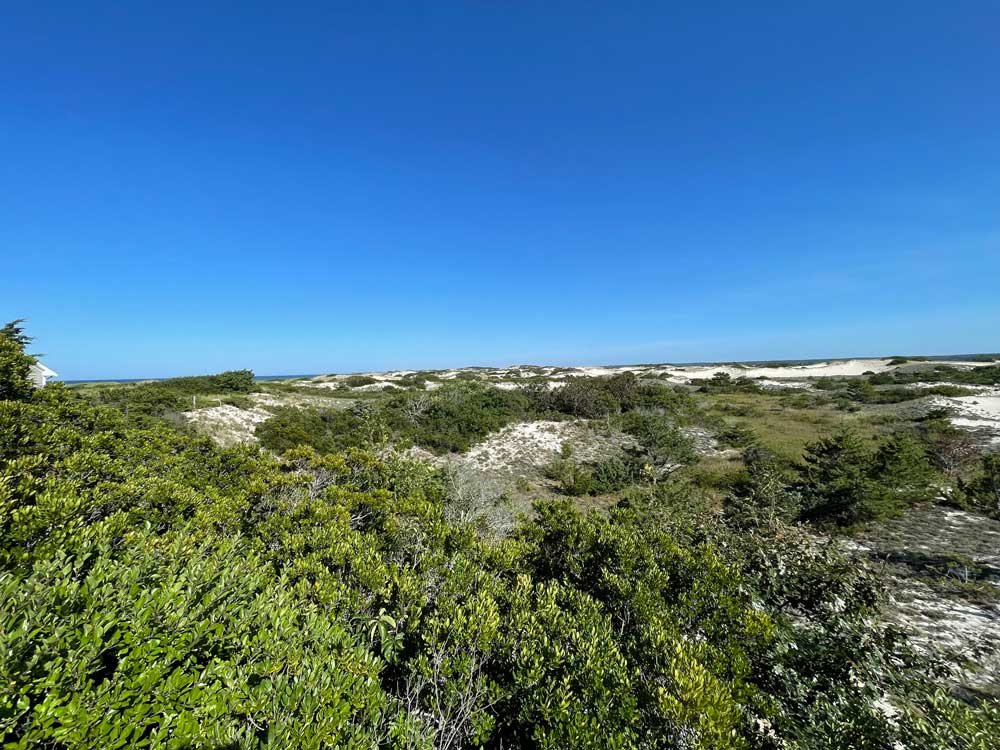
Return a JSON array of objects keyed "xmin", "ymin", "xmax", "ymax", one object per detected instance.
[{"xmin": 3, "ymin": 322, "xmax": 1000, "ymax": 748}]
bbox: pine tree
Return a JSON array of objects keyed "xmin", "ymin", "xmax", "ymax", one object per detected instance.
[
  {"xmin": 871, "ymin": 432, "xmax": 936, "ymax": 502},
  {"xmin": 797, "ymin": 428, "xmax": 890, "ymax": 526},
  {"xmin": 0, "ymin": 319, "xmax": 36, "ymax": 402}
]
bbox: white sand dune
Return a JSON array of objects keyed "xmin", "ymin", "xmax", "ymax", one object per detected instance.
[
  {"xmin": 461, "ymin": 420, "xmax": 634, "ymax": 473},
  {"xmin": 300, "ymin": 357, "xmax": 999, "ymax": 390},
  {"xmin": 659, "ymin": 359, "xmax": 897, "ymax": 380},
  {"xmin": 930, "ymin": 389, "xmax": 1000, "ymax": 445},
  {"xmin": 182, "ymin": 404, "xmax": 271, "ymax": 447}
]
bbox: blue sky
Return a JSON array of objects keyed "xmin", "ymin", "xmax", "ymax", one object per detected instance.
[{"xmin": 3, "ymin": 2, "xmax": 998, "ymax": 379}]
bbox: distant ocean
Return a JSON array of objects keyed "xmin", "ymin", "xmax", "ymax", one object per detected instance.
[{"xmin": 63, "ymin": 375, "xmax": 315, "ymax": 385}]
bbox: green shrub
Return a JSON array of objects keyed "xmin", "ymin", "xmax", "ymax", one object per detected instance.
[
  {"xmin": 694, "ymin": 372, "xmax": 764, "ymax": 394},
  {"xmin": 718, "ymin": 422, "xmax": 757, "ymax": 449},
  {"xmin": 621, "ymin": 411, "xmax": 696, "ymax": 466},
  {"xmin": 870, "ymin": 432, "xmax": 936, "ymax": 502},
  {"xmin": 589, "ymin": 455, "xmax": 646, "ymax": 494},
  {"xmin": 1, "ymin": 534, "xmax": 404, "ymax": 749},
  {"xmin": 342, "ymin": 374, "xmax": 379, "ymax": 387},
  {"xmin": 868, "ymin": 363, "xmax": 1000, "ymax": 387},
  {"xmin": 255, "ymin": 405, "xmax": 385, "ymax": 454},
  {"xmin": 725, "ymin": 447, "xmax": 800, "ymax": 526},
  {"xmin": 960, "ymin": 453, "xmax": 1000, "ymax": 518},
  {"xmin": 525, "ymin": 373, "xmax": 696, "ymax": 421},
  {"xmin": 544, "ymin": 453, "xmax": 650, "ymax": 496},
  {"xmin": 543, "ymin": 455, "xmax": 594, "ymax": 496},
  {"xmin": 84, "ymin": 370, "xmax": 257, "ymax": 422},
  {"xmin": 385, "ymin": 382, "xmax": 530, "ymax": 453}
]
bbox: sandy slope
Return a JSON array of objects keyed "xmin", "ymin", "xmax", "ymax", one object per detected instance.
[
  {"xmin": 855, "ymin": 506, "xmax": 1000, "ymax": 692},
  {"xmin": 182, "ymin": 404, "xmax": 271, "ymax": 447},
  {"xmin": 461, "ymin": 420, "xmax": 634, "ymax": 473},
  {"xmin": 930, "ymin": 389, "xmax": 1000, "ymax": 445}
]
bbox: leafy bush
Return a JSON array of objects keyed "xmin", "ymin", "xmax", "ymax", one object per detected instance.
[
  {"xmin": 342, "ymin": 374, "xmax": 379, "ymax": 387},
  {"xmin": 870, "ymin": 432, "xmax": 936, "ymax": 502},
  {"xmin": 589, "ymin": 455, "xmax": 648, "ymax": 494},
  {"xmin": 256, "ymin": 381, "xmax": 530, "ymax": 455},
  {"xmin": 543, "ymin": 455, "xmax": 595, "ymax": 496},
  {"xmin": 718, "ymin": 422, "xmax": 758, "ymax": 449},
  {"xmin": 544, "ymin": 453, "xmax": 650, "ymax": 496},
  {"xmin": 694, "ymin": 372, "xmax": 765, "ymax": 394},
  {"xmin": 162, "ymin": 369, "xmax": 257, "ymax": 394},
  {"xmin": 256, "ymin": 404, "xmax": 385, "ymax": 453},
  {"xmin": 1, "ymin": 534, "xmax": 404, "ymax": 749},
  {"xmin": 385, "ymin": 382, "xmax": 531, "ymax": 453},
  {"xmin": 870, "ymin": 363, "xmax": 1000, "ymax": 387},
  {"xmin": 525, "ymin": 373, "xmax": 696, "ymax": 421}
]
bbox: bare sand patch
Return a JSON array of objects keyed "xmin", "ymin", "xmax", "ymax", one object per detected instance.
[
  {"xmin": 183, "ymin": 404, "xmax": 271, "ymax": 447},
  {"xmin": 930, "ymin": 389, "xmax": 1000, "ymax": 445},
  {"xmin": 459, "ymin": 420, "xmax": 635, "ymax": 474},
  {"xmin": 855, "ymin": 506, "xmax": 1000, "ymax": 692}
]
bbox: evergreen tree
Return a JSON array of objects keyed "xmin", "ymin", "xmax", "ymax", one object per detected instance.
[
  {"xmin": 725, "ymin": 446, "xmax": 801, "ymax": 526},
  {"xmin": 962, "ymin": 453, "xmax": 1000, "ymax": 518},
  {"xmin": 0, "ymin": 319, "xmax": 36, "ymax": 402},
  {"xmin": 871, "ymin": 432, "xmax": 936, "ymax": 502},
  {"xmin": 797, "ymin": 429, "xmax": 889, "ymax": 526}
]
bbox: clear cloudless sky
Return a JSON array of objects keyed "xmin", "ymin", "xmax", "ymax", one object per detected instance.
[{"xmin": 2, "ymin": 1, "xmax": 999, "ymax": 379}]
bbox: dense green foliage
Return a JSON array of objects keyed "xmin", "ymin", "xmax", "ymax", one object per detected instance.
[
  {"xmin": 81, "ymin": 369, "xmax": 258, "ymax": 422},
  {"xmin": 342, "ymin": 374, "xmax": 380, "ymax": 388},
  {"xmin": 544, "ymin": 449, "xmax": 654, "ymax": 497},
  {"xmin": 383, "ymin": 382, "xmax": 532, "ymax": 452},
  {"xmin": 256, "ymin": 375, "xmax": 700, "ymax": 457},
  {"xmin": 256, "ymin": 404, "xmax": 386, "ymax": 453},
  {"xmin": 257, "ymin": 381, "xmax": 529, "ymax": 453},
  {"xmin": 257, "ymin": 382, "xmax": 533, "ymax": 455},
  {"xmin": 798, "ymin": 358, "xmax": 1000, "ymax": 409},
  {"xmin": 3, "ymin": 331, "xmax": 999, "ymax": 748},
  {"xmin": 543, "ymin": 411, "xmax": 698, "ymax": 497},
  {"xmin": 621, "ymin": 411, "xmax": 697, "ymax": 465},
  {"xmin": 525, "ymin": 372, "xmax": 697, "ymax": 419}
]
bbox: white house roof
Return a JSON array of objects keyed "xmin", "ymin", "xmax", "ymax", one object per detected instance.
[{"xmin": 30, "ymin": 361, "xmax": 58, "ymax": 378}]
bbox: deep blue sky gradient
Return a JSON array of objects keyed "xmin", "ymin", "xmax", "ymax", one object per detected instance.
[{"xmin": 3, "ymin": 2, "xmax": 999, "ymax": 378}]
